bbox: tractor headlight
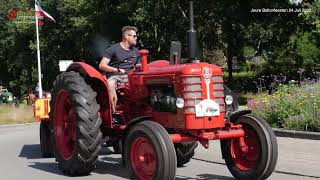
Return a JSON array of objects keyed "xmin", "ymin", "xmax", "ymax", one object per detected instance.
[
  {"xmin": 176, "ymin": 98, "xmax": 184, "ymax": 108},
  {"xmin": 225, "ymin": 95, "xmax": 233, "ymax": 105}
]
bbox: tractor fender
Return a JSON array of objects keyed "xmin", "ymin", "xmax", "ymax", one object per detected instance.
[
  {"xmin": 67, "ymin": 62, "xmax": 107, "ymax": 87},
  {"xmin": 122, "ymin": 116, "xmax": 152, "ymax": 144},
  {"xmin": 67, "ymin": 62, "xmax": 111, "ymax": 126},
  {"xmin": 226, "ymin": 109, "xmax": 252, "ymax": 122},
  {"xmin": 125, "ymin": 116, "xmax": 153, "ymax": 130}
]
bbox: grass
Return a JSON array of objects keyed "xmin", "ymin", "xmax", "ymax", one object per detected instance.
[{"xmin": 0, "ymin": 105, "xmax": 35, "ymax": 125}]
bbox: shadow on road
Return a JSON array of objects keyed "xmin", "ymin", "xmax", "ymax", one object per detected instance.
[
  {"xmin": 29, "ymin": 162, "xmax": 63, "ymax": 175},
  {"xmin": 176, "ymin": 174, "xmax": 234, "ymax": 180},
  {"xmin": 19, "ymin": 144, "xmax": 43, "ymax": 159},
  {"xmin": 20, "ymin": 145, "xmax": 130, "ymax": 179},
  {"xmin": 195, "ymin": 174, "xmax": 234, "ymax": 180},
  {"xmin": 27, "ymin": 156, "xmax": 130, "ymax": 179},
  {"xmin": 94, "ymin": 156, "xmax": 130, "ymax": 179},
  {"xmin": 27, "ymin": 157, "xmax": 131, "ymax": 179},
  {"xmin": 19, "ymin": 145, "xmax": 237, "ymax": 179},
  {"xmin": 18, "ymin": 144, "xmax": 130, "ymax": 179}
]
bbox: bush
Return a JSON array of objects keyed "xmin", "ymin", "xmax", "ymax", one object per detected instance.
[
  {"xmin": 249, "ymin": 82, "xmax": 320, "ymax": 132},
  {"xmin": 223, "ymin": 71, "xmax": 258, "ymax": 92}
]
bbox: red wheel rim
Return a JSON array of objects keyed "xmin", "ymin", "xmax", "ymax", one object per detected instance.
[
  {"xmin": 54, "ymin": 90, "xmax": 76, "ymax": 160},
  {"xmin": 230, "ymin": 125, "xmax": 260, "ymax": 170},
  {"xmin": 130, "ymin": 137, "xmax": 157, "ymax": 180}
]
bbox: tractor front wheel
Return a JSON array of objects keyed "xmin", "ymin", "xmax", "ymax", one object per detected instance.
[
  {"xmin": 124, "ymin": 121, "xmax": 177, "ymax": 180},
  {"xmin": 50, "ymin": 71, "xmax": 102, "ymax": 176},
  {"xmin": 221, "ymin": 115, "xmax": 278, "ymax": 180}
]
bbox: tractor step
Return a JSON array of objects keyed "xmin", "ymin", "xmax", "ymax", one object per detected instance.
[
  {"xmin": 114, "ymin": 111, "xmax": 123, "ymax": 115},
  {"xmin": 112, "ymin": 113, "xmax": 125, "ymax": 126}
]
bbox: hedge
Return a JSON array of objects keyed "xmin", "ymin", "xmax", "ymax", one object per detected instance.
[{"xmin": 223, "ymin": 71, "xmax": 258, "ymax": 92}]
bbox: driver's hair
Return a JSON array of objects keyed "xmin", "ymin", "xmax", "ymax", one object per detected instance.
[{"xmin": 122, "ymin": 26, "xmax": 138, "ymax": 38}]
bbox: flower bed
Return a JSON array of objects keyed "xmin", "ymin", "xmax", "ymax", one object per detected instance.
[{"xmin": 248, "ymin": 82, "xmax": 320, "ymax": 132}]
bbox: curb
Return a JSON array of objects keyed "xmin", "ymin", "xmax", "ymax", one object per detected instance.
[
  {"xmin": 273, "ymin": 128, "xmax": 320, "ymax": 140},
  {"xmin": 0, "ymin": 122, "xmax": 39, "ymax": 129}
]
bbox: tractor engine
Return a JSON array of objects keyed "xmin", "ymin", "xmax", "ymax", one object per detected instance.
[{"xmin": 150, "ymin": 87, "xmax": 176, "ymax": 112}]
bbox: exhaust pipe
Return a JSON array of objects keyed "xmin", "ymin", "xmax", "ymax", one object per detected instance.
[{"xmin": 187, "ymin": 0, "xmax": 198, "ymax": 62}]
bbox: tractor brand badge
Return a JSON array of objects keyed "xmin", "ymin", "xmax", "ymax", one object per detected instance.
[{"xmin": 202, "ymin": 67, "xmax": 212, "ymax": 79}]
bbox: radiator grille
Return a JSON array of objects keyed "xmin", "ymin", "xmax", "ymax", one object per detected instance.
[
  {"xmin": 181, "ymin": 74, "xmax": 225, "ymax": 114},
  {"xmin": 212, "ymin": 75, "xmax": 225, "ymax": 112}
]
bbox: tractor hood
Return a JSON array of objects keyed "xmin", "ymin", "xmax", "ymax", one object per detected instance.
[{"xmin": 139, "ymin": 60, "xmax": 223, "ymax": 77}]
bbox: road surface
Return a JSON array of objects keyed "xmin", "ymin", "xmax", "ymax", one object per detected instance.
[{"xmin": 0, "ymin": 124, "xmax": 319, "ymax": 180}]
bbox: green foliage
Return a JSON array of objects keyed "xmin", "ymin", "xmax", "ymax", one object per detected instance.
[
  {"xmin": 269, "ymin": 30, "xmax": 320, "ymax": 77},
  {"xmin": 0, "ymin": 0, "xmax": 38, "ymax": 96},
  {"xmin": 127, "ymin": 0, "xmax": 187, "ymax": 59},
  {"xmin": 223, "ymin": 71, "xmax": 258, "ymax": 92},
  {"xmin": 0, "ymin": 0, "xmax": 319, "ymax": 98},
  {"xmin": 262, "ymin": 1, "xmax": 320, "ymax": 77},
  {"xmin": 303, "ymin": 0, "xmax": 320, "ymax": 33},
  {"xmin": 242, "ymin": 46, "xmax": 256, "ymax": 58},
  {"xmin": 250, "ymin": 82, "xmax": 320, "ymax": 132},
  {"xmin": 296, "ymin": 32, "xmax": 320, "ymax": 68}
]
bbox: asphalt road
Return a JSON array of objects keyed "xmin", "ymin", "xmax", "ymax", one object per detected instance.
[{"xmin": 0, "ymin": 123, "xmax": 319, "ymax": 180}]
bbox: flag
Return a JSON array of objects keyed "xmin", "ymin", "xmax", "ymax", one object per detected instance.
[
  {"xmin": 35, "ymin": 0, "xmax": 56, "ymax": 22},
  {"xmin": 38, "ymin": 19, "xmax": 44, "ymax": 26}
]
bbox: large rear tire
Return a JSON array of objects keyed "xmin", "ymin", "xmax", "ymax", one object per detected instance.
[
  {"xmin": 175, "ymin": 142, "xmax": 198, "ymax": 167},
  {"xmin": 40, "ymin": 120, "xmax": 53, "ymax": 158},
  {"xmin": 124, "ymin": 121, "xmax": 177, "ymax": 180},
  {"xmin": 50, "ymin": 71, "xmax": 102, "ymax": 176},
  {"xmin": 221, "ymin": 115, "xmax": 278, "ymax": 180}
]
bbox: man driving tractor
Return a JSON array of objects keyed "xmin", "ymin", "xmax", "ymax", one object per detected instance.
[{"xmin": 99, "ymin": 26, "xmax": 140, "ymax": 114}]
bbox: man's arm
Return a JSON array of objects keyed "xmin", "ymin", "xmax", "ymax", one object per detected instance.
[{"xmin": 99, "ymin": 57, "xmax": 125, "ymax": 73}]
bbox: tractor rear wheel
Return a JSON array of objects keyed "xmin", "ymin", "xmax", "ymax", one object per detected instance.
[
  {"xmin": 50, "ymin": 71, "xmax": 102, "ymax": 176},
  {"xmin": 40, "ymin": 120, "xmax": 53, "ymax": 158},
  {"xmin": 221, "ymin": 115, "xmax": 278, "ymax": 180},
  {"xmin": 124, "ymin": 121, "xmax": 177, "ymax": 180},
  {"xmin": 175, "ymin": 142, "xmax": 198, "ymax": 167}
]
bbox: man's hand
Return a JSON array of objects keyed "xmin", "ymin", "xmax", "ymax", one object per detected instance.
[
  {"xmin": 131, "ymin": 63, "xmax": 142, "ymax": 70},
  {"xmin": 118, "ymin": 68, "xmax": 126, "ymax": 73}
]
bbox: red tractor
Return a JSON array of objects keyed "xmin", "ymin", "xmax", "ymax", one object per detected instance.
[{"xmin": 39, "ymin": 1, "xmax": 277, "ymax": 179}]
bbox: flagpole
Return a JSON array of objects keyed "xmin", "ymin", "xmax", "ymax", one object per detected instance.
[{"xmin": 35, "ymin": 15, "xmax": 43, "ymax": 98}]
